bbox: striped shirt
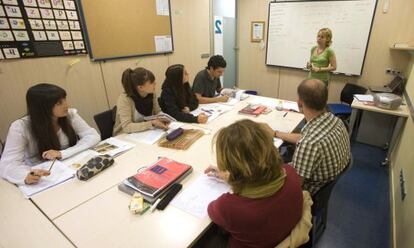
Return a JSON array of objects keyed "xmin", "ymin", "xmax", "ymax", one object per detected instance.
[{"xmin": 292, "ymin": 112, "xmax": 350, "ymax": 195}]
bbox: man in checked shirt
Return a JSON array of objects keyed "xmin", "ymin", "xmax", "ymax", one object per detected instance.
[{"xmin": 272, "ymin": 79, "xmax": 351, "ymax": 195}]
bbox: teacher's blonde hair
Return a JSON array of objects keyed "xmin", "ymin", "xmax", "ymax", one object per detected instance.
[{"xmin": 318, "ymin": 28, "xmax": 332, "ymax": 47}]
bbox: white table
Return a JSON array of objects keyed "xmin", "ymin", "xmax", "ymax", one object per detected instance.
[
  {"xmin": 24, "ymin": 96, "xmax": 304, "ymax": 247},
  {"xmin": 349, "ymin": 99, "xmax": 409, "ymax": 165},
  {"xmin": 0, "ymin": 179, "xmax": 74, "ymax": 248}
]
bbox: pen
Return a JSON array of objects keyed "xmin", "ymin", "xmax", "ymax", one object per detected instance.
[
  {"xmin": 150, "ymin": 198, "xmax": 161, "ymax": 212},
  {"xmin": 201, "ymin": 108, "xmax": 213, "ymax": 114},
  {"xmin": 48, "ymin": 159, "xmax": 57, "ymax": 172},
  {"xmin": 283, "ymin": 112, "xmax": 288, "ymax": 118}
]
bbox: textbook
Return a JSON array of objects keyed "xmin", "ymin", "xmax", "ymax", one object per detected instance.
[
  {"xmin": 238, "ymin": 104, "xmax": 267, "ymax": 117},
  {"xmin": 143, "ymin": 112, "xmax": 176, "ymax": 122},
  {"xmin": 91, "ymin": 137, "xmax": 135, "ymax": 157},
  {"xmin": 124, "ymin": 157, "xmax": 192, "ymax": 199}
]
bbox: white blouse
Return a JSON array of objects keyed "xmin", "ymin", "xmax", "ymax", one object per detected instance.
[{"xmin": 0, "ymin": 109, "xmax": 100, "ymax": 185}]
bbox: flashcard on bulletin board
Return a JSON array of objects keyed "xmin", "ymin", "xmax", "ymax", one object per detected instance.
[{"xmin": 0, "ymin": 0, "xmax": 87, "ymax": 60}]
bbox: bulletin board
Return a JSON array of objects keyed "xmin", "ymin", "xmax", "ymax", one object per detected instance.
[
  {"xmin": 78, "ymin": 0, "xmax": 174, "ymax": 61},
  {"xmin": 0, "ymin": 0, "xmax": 87, "ymax": 60}
]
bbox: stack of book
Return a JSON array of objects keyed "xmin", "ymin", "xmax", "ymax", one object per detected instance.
[
  {"xmin": 238, "ymin": 104, "xmax": 268, "ymax": 117},
  {"xmin": 119, "ymin": 157, "xmax": 192, "ymax": 203}
]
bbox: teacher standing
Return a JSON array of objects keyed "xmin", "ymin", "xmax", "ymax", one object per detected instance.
[{"xmin": 307, "ymin": 28, "xmax": 337, "ymax": 86}]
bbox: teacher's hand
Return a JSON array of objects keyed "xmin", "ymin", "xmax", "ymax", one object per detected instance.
[{"xmin": 310, "ymin": 64, "xmax": 321, "ymax": 72}]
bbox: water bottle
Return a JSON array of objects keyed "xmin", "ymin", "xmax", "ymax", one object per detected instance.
[{"xmin": 276, "ymin": 100, "xmax": 283, "ymax": 111}]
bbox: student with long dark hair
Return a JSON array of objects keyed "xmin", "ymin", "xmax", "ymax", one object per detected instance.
[
  {"xmin": 113, "ymin": 67, "xmax": 169, "ymax": 136},
  {"xmin": 159, "ymin": 64, "xmax": 208, "ymax": 123},
  {"xmin": 0, "ymin": 83, "xmax": 100, "ymax": 185}
]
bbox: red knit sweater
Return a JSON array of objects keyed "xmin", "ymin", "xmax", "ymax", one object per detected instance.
[{"xmin": 207, "ymin": 165, "xmax": 303, "ymax": 248}]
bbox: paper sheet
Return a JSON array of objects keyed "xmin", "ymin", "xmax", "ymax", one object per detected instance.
[
  {"xmin": 249, "ymin": 97, "xmax": 278, "ymax": 108},
  {"xmin": 19, "ymin": 160, "xmax": 75, "ymax": 198},
  {"xmin": 156, "ymin": 0, "xmax": 170, "ymax": 16},
  {"xmin": 128, "ymin": 129, "xmax": 166, "ymax": 144},
  {"xmin": 154, "ymin": 35, "xmax": 172, "ymax": 52},
  {"xmin": 171, "ymin": 175, "xmax": 230, "ymax": 218},
  {"xmin": 282, "ymin": 101, "xmax": 300, "ymax": 112},
  {"xmin": 249, "ymin": 98, "xmax": 299, "ymax": 112},
  {"xmin": 354, "ymin": 94, "xmax": 374, "ymax": 102},
  {"xmin": 127, "ymin": 122, "xmax": 184, "ymax": 144},
  {"xmin": 273, "ymin": 137, "xmax": 284, "ymax": 148},
  {"xmin": 220, "ymin": 97, "xmax": 239, "ymax": 106}
]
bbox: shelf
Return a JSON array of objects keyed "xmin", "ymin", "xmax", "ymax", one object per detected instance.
[{"xmin": 390, "ymin": 46, "xmax": 414, "ymax": 55}]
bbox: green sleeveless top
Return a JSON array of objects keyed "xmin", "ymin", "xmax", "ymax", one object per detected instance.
[{"xmin": 308, "ymin": 46, "xmax": 335, "ymax": 83}]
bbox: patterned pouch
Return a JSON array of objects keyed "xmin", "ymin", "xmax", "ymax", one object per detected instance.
[{"xmin": 76, "ymin": 155, "xmax": 114, "ymax": 181}]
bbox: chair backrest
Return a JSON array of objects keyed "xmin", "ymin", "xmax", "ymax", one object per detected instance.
[
  {"xmin": 312, "ymin": 155, "xmax": 353, "ymax": 212},
  {"xmin": 275, "ymin": 191, "xmax": 313, "ymax": 248},
  {"xmin": 340, "ymin": 83, "xmax": 367, "ymax": 105},
  {"xmin": 0, "ymin": 139, "xmax": 3, "ymax": 158},
  {"xmin": 93, "ymin": 106, "xmax": 117, "ymax": 140}
]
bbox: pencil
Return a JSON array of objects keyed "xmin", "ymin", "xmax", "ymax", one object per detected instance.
[{"xmin": 48, "ymin": 159, "xmax": 57, "ymax": 172}]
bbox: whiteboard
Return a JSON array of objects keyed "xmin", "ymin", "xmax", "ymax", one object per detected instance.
[{"xmin": 265, "ymin": 0, "xmax": 377, "ymax": 76}]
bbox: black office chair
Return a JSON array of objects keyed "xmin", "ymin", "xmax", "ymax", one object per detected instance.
[
  {"xmin": 302, "ymin": 155, "xmax": 353, "ymax": 247},
  {"xmin": 328, "ymin": 83, "xmax": 367, "ymax": 119},
  {"xmin": 93, "ymin": 106, "xmax": 117, "ymax": 140},
  {"xmin": 0, "ymin": 138, "xmax": 4, "ymax": 159}
]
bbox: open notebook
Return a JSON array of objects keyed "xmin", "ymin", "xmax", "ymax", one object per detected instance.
[
  {"xmin": 19, "ymin": 137, "xmax": 136, "ymax": 198},
  {"xmin": 191, "ymin": 103, "xmax": 234, "ymax": 123},
  {"xmin": 19, "ymin": 160, "xmax": 75, "ymax": 198}
]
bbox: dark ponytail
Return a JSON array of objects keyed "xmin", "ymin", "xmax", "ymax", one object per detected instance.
[{"xmin": 121, "ymin": 67, "xmax": 155, "ymax": 97}]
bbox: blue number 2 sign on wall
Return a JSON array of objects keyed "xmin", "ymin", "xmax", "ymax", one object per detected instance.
[
  {"xmin": 214, "ymin": 16, "xmax": 223, "ymax": 55},
  {"xmin": 215, "ymin": 18, "xmax": 222, "ymax": 34}
]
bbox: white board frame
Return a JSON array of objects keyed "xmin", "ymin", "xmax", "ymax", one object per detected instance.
[{"xmin": 265, "ymin": 0, "xmax": 378, "ymax": 76}]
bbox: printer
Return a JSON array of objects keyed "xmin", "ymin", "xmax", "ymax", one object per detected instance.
[{"xmin": 373, "ymin": 93, "xmax": 403, "ymax": 110}]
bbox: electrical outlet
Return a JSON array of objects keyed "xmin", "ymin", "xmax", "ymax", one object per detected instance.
[
  {"xmin": 385, "ymin": 68, "xmax": 402, "ymax": 75},
  {"xmin": 400, "ymin": 169, "xmax": 407, "ymax": 201}
]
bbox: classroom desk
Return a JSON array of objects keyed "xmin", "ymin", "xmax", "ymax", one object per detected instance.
[
  {"xmin": 0, "ymin": 179, "xmax": 74, "ymax": 248},
  {"xmin": 48, "ymin": 95, "xmax": 304, "ymax": 248},
  {"xmin": 31, "ymin": 141, "xmax": 178, "ymax": 220},
  {"xmin": 349, "ymin": 98, "xmax": 409, "ymax": 165}
]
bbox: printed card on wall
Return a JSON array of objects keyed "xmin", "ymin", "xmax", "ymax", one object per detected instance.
[
  {"xmin": 154, "ymin": 35, "xmax": 172, "ymax": 53},
  {"xmin": 0, "ymin": 0, "xmax": 87, "ymax": 60}
]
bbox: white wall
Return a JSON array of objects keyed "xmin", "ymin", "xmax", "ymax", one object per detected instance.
[{"xmin": 391, "ymin": 55, "xmax": 414, "ymax": 248}]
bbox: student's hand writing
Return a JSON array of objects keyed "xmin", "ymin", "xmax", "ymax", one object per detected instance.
[
  {"xmin": 204, "ymin": 165, "xmax": 229, "ymax": 181},
  {"xmin": 151, "ymin": 119, "xmax": 170, "ymax": 130},
  {"xmin": 306, "ymin": 62, "xmax": 311, "ymax": 69},
  {"xmin": 42, "ymin": 150, "xmax": 62, "ymax": 160},
  {"xmin": 182, "ymin": 107, "xmax": 190, "ymax": 113},
  {"xmin": 24, "ymin": 169, "xmax": 51, "ymax": 185},
  {"xmin": 197, "ymin": 113, "xmax": 208, "ymax": 124},
  {"xmin": 217, "ymin": 95, "xmax": 229, "ymax": 102}
]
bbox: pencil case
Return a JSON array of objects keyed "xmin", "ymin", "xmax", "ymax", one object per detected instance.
[
  {"xmin": 76, "ymin": 154, "xmax": 114, "ymax": 181},
  {"xmin": 166, "ymin": 128, "xmax": 184, "ymax": 141}
]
